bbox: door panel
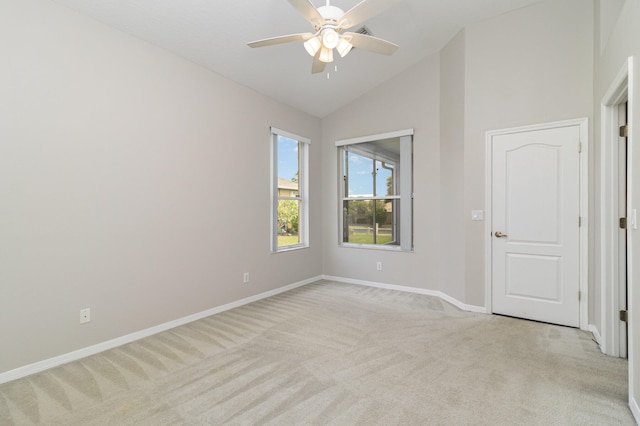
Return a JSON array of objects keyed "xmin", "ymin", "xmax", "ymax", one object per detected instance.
[
  {"xmin": 492, "ymin": 126, "xmax": 580, "ymax": 327},
  {"xmin": 506, "ymin": 145, "xmax": 562, "ymax": 244},
  {"xmin": 506, "ymin": 254, "xmax": 561, "ymax": 302}
]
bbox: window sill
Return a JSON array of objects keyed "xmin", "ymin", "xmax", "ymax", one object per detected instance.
[
  {"xmin": 273, "ymin": 244, "xmax": 309, "ymax": 254},
  {"xmin": 340, "ymin": 243, "xmax": 412, "ymax": 253}
]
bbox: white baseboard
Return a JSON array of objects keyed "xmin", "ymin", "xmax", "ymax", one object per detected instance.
[
  {"xmin": 322, "ymin": 275, "xmax": 487, "ymax": 314},
  {"xmin": 630, "ymin": 394, "xmax": 640, "ymax": 425},
  {"xmin": 588, "ymin": 324, "xmax": 604, "ymax": 352},
  {"xmin": 0, "ymin": 275, "xmax": 321, "ymax": 385}
]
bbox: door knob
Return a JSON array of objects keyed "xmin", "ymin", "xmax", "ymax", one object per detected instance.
[{"xmin": 495, "ymin": 231, "xmax": 508, "ymax": 238}]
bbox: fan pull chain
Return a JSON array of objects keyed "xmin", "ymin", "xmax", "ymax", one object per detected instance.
[{"xmin": 327, "ymin": 65, "xmax": 338, "ymax": 80}]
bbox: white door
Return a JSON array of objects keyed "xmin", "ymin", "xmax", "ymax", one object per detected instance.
[{"xmin": 492, "ymin": 125, "xmax": 581, "ymax": 327}]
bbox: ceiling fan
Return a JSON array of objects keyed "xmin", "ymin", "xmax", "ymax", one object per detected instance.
[{"xmin": 247, "ymin": 0, "xmax": 400, "ymax": 74}]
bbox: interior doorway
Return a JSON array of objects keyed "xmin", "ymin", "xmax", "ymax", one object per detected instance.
[
  {"xmin": 599, "ymin": 55, "xmax": 636, "ymax": 422},
  {"xmin": 600, "ymin": 59, "xmax": 631, "ymax": 358}
]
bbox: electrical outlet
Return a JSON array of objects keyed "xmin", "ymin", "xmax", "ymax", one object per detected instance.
[
  {"xmin": 80, "ymin": 308, "xmax": 91, "ymax": 324},
  {"xmin": 243, "ymin": 272, "xmax": 250, "ymax": 283},
  {"xmin": 376, "ymin": 261, "xmax": 383, "ymax": 271}
]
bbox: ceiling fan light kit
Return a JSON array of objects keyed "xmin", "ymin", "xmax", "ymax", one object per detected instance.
[
  {"xmin": 336, "ymin": 37, "xmax": 353, "ymax": 57},
  {"xmin": 304, "ymin": 36, "xmax": 322, "ymax": 56},
  {"xmin": 319, "ymin": 45, "xmax": 334, "ymax": 63},
  {"xmin": 321, "ymin": 28, "xmax": 339, "ymax": 49},
  {"xmin": 248, "ymin": 0, "xmax": 400, "ymax": 74}
]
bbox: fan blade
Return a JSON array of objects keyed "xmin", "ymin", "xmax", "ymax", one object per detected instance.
[
  {"xmin": 288, "ymin": 0, "xmax": 323, "ymax": 27},
  {"xmin": 343, "ymin": 32, "xmax": 398, "ymax": 55},
  {"xmin": 247, "ymin": 33, "xmax": 314, "ymax": 48},
  {"xmin": 312, "ymin": 50, "xmax": 327, "ymax": 74},
  {"xmin": 339, "ymin": 0, "xmax": 401, "ymax": 29}
]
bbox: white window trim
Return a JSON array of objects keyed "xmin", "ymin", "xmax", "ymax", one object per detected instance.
[
  {"xmin": 335, "ymin": 128, "xmax": 414, "ymax": 146},
  {"xmin": 336, "ymin": 129, "xmax": 414, "ymax": 252},
  {"xmin": 271, "ymin": 127, "xmax": 310, "ymax": 253}
]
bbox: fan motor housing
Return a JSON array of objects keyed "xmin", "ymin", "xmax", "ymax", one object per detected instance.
[{"xmin": 316, "ymin": 5, "xmax": 344, "ymax": 30}]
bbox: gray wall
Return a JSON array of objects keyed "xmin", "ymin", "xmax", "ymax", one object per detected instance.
[
  {"xmin": 321, "ymin": 55, "xmax": 442, "ymax": 291},
  {"xmin": 439, "ymin": 30, "xmax": 466, "ymax": 303},
  {"xmin": 0, "ymin": 0, "xmax": 322, "ymax": 374}
]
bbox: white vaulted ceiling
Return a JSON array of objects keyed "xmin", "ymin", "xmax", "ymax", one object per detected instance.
[{"xmin": 51, "ymin": 0, "xmax": 544, "ymax": 118}]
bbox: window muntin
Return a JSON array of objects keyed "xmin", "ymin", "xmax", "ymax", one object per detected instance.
[
  {"xmin": 271, "ymin": 128, "xmax": 309, "ymax": 252},
  {"xmin": 338, "ymin": 131, "xmax": 413, "ymax": 251}
]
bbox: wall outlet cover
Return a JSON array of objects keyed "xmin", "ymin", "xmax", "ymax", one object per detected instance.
[{"xmin": 80, "ymin": 308, "xmax": 91, "ymax": 324}]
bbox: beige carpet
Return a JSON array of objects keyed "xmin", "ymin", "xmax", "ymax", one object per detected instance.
[{"xmin": 0, "ymin": 280, "xmax": 634, "ymax": 425}]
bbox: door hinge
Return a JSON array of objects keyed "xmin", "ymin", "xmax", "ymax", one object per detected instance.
[
  {"xmin": 620, "ymin": 125, "xmax": 629, "ymax": 138},
  {"xmin": 579, "ymin": 216, "xmax": 582, "ymax": 227},
  {"xmin": 578, "ymin": 141, "xmax": 582, "ymax": 153},
  {"xmin": 620, "ymin": 217, "xmax": 628, "ymax": 229},
  {"xmin": 578, "ymin": 290, "xmax": 581, "ymax": 301},
  {"xmin": 620, "ymin": 310, "xmax": 628, "ymax": 322}
]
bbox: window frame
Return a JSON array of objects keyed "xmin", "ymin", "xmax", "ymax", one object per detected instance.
[
  {"xmin": 336, "ymin": 129, "xmax": 414, "ymax": 252},
  {"xmin": 271, "ymin": 127, "xmax": 310, "ymax": 253}
]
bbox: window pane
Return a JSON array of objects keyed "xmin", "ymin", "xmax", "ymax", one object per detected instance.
[
  {"xmin": 345, "ymin": 151, "xmax": 373, "ymax": 197},
  {"xmin": 376, "ymin": 199, "xmax": 397, "ymax": 245},
  {"xmin": 342, "ymin": 199, "xmax": 398, "ymax": 245},
  {"xmin": 278, "ymin": 199, "xmax": 300, "ymax": 247},
  {"xmin": 376, "ymin": 161, "xmax": 394, "ymax": 197},
  {"xmin": 278, "ymin": 136, "xmax": 299, "ymax": 196}
]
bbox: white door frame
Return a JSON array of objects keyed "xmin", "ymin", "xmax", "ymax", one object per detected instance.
[
  {"xmin": 484, "ymin": 118, "xmax": 589, "ymax": 330},
  {"xmin": 600, "ymin": 58, "xmax": 632, "ymax": 357},
  {"xmin": 617, "ymin": 101, "xmax": 628, "ymax": 359}
]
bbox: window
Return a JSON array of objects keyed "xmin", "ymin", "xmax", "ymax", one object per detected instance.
[
  {"xmin": 337, "ymin": 130, "xmax": 413, "ymax": 251},
  {"xmin": 271, "ymin": 127, "xmax": 309, "ymax": 252}
]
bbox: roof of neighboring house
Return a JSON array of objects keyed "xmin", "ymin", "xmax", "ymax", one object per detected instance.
[{"xmin": 278, "ymin": 177, "xmax": 299, "ymax": 191}]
